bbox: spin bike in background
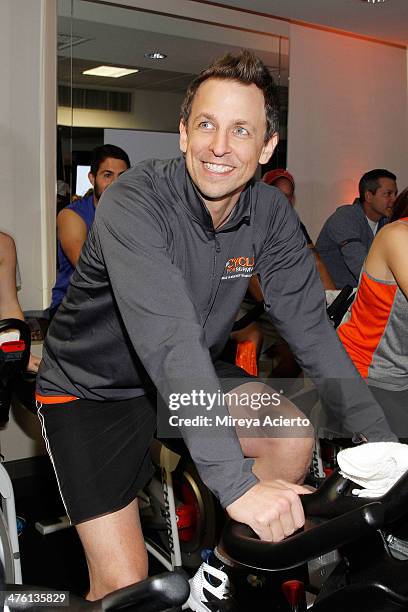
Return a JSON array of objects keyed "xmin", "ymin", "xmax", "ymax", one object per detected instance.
[{"xmin": 0, "ymin": 318, "xmax": 32, "ymax": 583}]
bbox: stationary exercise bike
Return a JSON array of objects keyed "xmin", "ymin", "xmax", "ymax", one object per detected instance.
[
  {"xmin": 140, "ymin": 437, "xmax": 220, "ymax": 573},
  {"xmin": 139, "ymin": 285, "xmax": 358, "ymax": 575},
  {"xmin": 221, "ymin": 468, "xmax": 408, "ymax": 611}
]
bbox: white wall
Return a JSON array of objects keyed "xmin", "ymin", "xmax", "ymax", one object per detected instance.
[
  {"xmin": 287, "ymin": 24, "xmax": 408, "ymax": 241},
  {"xmin": 104, "ymin": 129, "xmax": 180, "ymax": 163},
  {"xmin": 85, "ymin": 0, "xmax": 290, "ymax": 41},
  {"xmin": 0, "ymin": 0, "xmax": 56, "ymax": 461},
  {"xmin": 0, "ymin": 0, "xmax": 56, "ymax": 311}
]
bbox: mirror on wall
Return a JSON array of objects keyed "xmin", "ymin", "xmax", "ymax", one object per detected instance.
[{"xmin": 57, "ymin": 0, "xmax": 289, "ymax": 197}]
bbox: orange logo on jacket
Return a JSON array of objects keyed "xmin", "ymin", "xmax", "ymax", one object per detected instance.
[{"xmin": 226, "ymin": 257, "xmax": 255, "ymax": 273}]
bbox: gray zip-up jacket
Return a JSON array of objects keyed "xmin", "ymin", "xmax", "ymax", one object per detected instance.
[{"xmin": 38, "ymin": 157, "xmax": 396, "ymax": 508}]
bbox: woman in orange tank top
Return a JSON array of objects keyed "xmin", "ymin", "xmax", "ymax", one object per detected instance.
[{"xmin": 338, "ymin": 187, "xmax": 408, "ymax": 438}]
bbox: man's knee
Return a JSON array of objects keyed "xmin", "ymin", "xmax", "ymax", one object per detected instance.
[
  {"xmin": 227, "ymin": 380, "xmax": 314, "ymax": 438},
  {"xmin": 244, "ymin": 434, "xmax": 314, "ymax": 461},
  {"xmin": 268, "ymin": 435, "xmax": 314, "ymax": 462},
  {"xmin": 240, "ymin": 435, "xmax": 314, "ymax": 484}
]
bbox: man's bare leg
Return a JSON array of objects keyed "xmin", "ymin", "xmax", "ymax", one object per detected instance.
[
  {"xmin": 239, "ymin": 436, "xmax": 314, "ymax": 484},
  {"xmin": 76, "ymin": 498, "xmax": 147, "ymax": 601}
]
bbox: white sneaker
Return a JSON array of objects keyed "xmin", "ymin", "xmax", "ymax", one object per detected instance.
[{"xmin": 187, "ymin": 559, "xmax": 231, "ymax": 611}]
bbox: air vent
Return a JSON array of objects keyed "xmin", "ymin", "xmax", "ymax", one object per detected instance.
[
  {"xmin": 57, "ymin": 34, "xmax": 91, "ymax": 51},
  {"xmin": 58, "ymin": 86, "xmax": 132, "ymax": 112}
]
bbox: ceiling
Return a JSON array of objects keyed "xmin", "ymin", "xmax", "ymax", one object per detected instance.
[
  {"xmin": 57, "ymin": 0, "xmax": 407, "ymax": 97},
  {"xmin": 57, "ymin": 0, "xmax": 288, "ymax": 93},
  {"xmin": 217, "ymin": 0, "xmax": 408, "ymax": 46},
  {"xmin": 57, "ymin": 22, "xmax": 286, "ymax": 93}
]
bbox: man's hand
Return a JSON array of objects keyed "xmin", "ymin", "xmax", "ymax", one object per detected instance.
[{"xmin": 226, "ymin": 480, "xmax": 310, "ymax": 542}]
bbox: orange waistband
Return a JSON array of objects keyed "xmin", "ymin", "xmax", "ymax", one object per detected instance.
[{"xmin": 35, "ymin": 393, "xmax": 78, "ymax": 404}]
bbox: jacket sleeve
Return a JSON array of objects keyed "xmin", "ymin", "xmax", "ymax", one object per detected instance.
[
  {"xmin": 325, "ymin": 209, "xmax": 368, "ymax": 284},
  {"xmin": 256, "ymin": 198, "xmax": 396, "ymax": 442},
  {"xmin": 94, "ymin": 180, "xmax": 258, "ymax": 508}
]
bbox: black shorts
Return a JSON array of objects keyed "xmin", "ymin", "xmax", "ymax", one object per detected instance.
[
  {"xmin": 38, "ymin": 395, "xmax": 156, "ymax": 524},
  {"xmin": 37, "ymin": 361, "xmax": 252, "ymax": 524}
]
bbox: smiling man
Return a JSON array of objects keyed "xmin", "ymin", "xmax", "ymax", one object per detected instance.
[
  {"xmin": 179, "ymin": 77, "xmax": 276, "ymax": 227},
  {"xmin": 36, "ymin": 52, "xmax": 396, "ymax": 609}
]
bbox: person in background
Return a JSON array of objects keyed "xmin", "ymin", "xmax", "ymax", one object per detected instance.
[
  {"xmin": 338, "ymin": 187, "xmax": 408, "ymax": 438},
  {"xmin": 316, "ymin": 169, "xmax": 397, "ymax": 288},
  {"xmin": 262, "ymin": 169, "xmax": 335, "ymax": 289},
  {"xmin": 232, "ymin": 169, "xmax": 335, "ymax": 378},
  {"xmin": 49, "ymin": 144, "xmax": 130, "ymax": 317},
  {"xmin": 0, "ymin": 231, "xmax": 40, "ymax": 372}
]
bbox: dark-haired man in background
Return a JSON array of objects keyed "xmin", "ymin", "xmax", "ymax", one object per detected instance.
[
  {"xmin": 316, "ymin": 169, "xmax": 397, "ymax": 288},
  {"xmin": 49, "ymin": 144, "xmax": 130, "ymax": 316}
]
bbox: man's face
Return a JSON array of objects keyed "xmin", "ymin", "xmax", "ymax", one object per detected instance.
[
  {"xmin": 272, "ymin": 177, "xmax": 294, "ymax": 204},
  {"xmin": 179, "ymin": 78, "xmax": 277, "ymax": 209},
  {"xmin": 89, "ymin": 157, "xmax": 129, "ymax": 203},
  {"xmin": 364, "ymin": 177, "xmax": 397, "ymax": 221}
]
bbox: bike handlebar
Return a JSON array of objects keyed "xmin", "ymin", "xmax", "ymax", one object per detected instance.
[{"xmin": 221, "ymin": 469, "xmax": 408, "ymax": 571}]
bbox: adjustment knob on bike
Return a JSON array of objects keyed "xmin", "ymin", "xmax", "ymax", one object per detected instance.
[{"xmin": 282, "ymin": 580, "xmax": 307, "ymax": 612}]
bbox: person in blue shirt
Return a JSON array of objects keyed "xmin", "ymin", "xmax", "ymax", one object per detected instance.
[{"xmin": 50, "ymin": 144, "xmax": 130, "ymax": 317}]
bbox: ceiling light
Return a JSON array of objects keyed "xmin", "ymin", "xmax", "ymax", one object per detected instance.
[
  {"xmin": 82, "ymin": 66, "xmax": 139, "ymax": 78},
  {"xmin": 360, "ymin": 0, "xmax": 389, "ymax": 3},
  {"xmin": 144, "ymin": 52, "xmax": 167, "ymax": 60}
]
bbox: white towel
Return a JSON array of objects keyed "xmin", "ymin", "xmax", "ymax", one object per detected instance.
[{"xmin": 337, "ymin": 442, "xmax": 408, "ymax": 498}]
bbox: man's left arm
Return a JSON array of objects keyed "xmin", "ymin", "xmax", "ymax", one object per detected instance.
[{"xmin": 256, "ymin": 202, "xmax": 396, "ymax": 442}]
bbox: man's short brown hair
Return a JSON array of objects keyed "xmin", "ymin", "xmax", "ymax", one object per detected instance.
[{"xmin": 180, "ymin": 50, "xmax": 279, "ymax": 144}]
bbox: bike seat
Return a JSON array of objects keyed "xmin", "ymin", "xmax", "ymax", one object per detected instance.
[{"xmin": 0, "ymin": 319, "xmax": 31, "ymax": 381}]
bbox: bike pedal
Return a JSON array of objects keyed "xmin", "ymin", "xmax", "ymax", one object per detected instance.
[{"xmin": 35, "ymin": 515, "xmax": 71, "ymax": 535}]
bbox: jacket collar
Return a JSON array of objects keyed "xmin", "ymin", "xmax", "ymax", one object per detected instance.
[{"xmin": 353, "ymin": 197, "xmax": 365, "ymax": 212}]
